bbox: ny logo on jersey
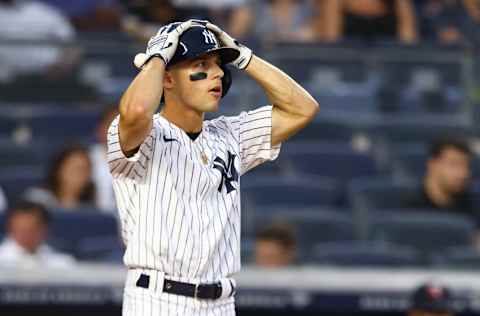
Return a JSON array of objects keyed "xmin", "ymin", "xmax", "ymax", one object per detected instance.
[
  {"xmin": 202, "ymin": 29, "xmax": 218, "ymax": 46},
  {"xmin": 213, "ymin": 151, "xmax": 238, "ymax": 194}
]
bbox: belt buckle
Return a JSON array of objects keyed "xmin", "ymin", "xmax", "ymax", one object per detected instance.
[{"xmin": 194, "ymin": 283, "xmax": 200, "ymax": 299}]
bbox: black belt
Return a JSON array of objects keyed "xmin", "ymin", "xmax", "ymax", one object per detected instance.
[{"xmin": 136, "ymin": 273, "xmax": 228, "ymax": 300}]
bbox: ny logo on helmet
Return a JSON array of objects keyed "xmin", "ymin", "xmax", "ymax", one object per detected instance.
[{"xmin": 202, "ymin": 30, "xmax": 218, "ymax": 46}]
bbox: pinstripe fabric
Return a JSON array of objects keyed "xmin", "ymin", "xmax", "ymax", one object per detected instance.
[{"xmin": 109, "ymin": 106, "xmax": 280, "ymax": 316}]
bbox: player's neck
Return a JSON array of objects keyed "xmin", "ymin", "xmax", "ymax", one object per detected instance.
[{"xmin": 161, "ymin": 103, "xmax": 204, "ymax": 133}]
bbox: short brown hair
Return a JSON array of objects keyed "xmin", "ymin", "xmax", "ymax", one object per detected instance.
[
  {"xmin": 256, "ymin": 222, "xmax": 296, "ymax": 250},
  {"xmin": 6, "ymin": 201, "xmax": 50, "ymax": 227}
]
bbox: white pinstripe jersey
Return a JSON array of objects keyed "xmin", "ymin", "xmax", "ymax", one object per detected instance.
[{"xmin": 107, "ymin": 105, "xmax": 281, "ymax": 282}]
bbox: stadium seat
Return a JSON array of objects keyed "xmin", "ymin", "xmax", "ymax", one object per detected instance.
[
  {"xmin": 0, "ymin": 117, "xmax": 16, "ymax": 135},
  {"xmin": 27, "ymin": 109, "xmax": 100, "ymax": 142},
  {"xmin": 283, "ymin": 142, "xmax": 378, "ymax": 182},
  {"xmin": 0, "ymin": 138, "xmax": 57, "ymax": 169},
  {"xmin": 369, "ymin": 116, "xmax": 472, "ymax": 145},
  {"xmin": 368, "ymin": 210, "xmax": 475, "ymax": 255},
  {"xmin": 310, "ymin": 241, "xmax": 423, "ymax": 267},
  {"xmin": 241, "ymin": 175, "xmax": 340, "ymax": 208},
  {"xmin": 252, "ymin": 208, "xmax": 356, "ymax": 261},
  {"xmin": 0, "ymin": 166, "xmax": 44, "ymax": 203},
  {"xmin": 47, "ymin": 210, "xmax": 121, "ymax": 260},
  {"xmin": 294, "ymin": 117, "xmax": 362, "ymax": 142},
  {"xmin": 347, "ymin": 178, "xmax": 420, "ymax": 211},
  {"xmin": 433, "ymin": 247, "xmax": 480, "ymax": 270}
]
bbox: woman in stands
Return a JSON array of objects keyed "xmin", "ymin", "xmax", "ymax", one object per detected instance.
[
  {"xmin": 320, "ymin": 0, "xmax": 418, "ymax": 43},
  {"xmin": 24, "ymin": 144, "xmax": 95, "ymax": 210}
]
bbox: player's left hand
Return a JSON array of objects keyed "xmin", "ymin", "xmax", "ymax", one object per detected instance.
[{"xmin": 204, "ymin": 22, "xmax": 252, "ymax": 70}]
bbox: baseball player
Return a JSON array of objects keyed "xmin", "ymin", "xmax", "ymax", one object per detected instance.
[{"xmin": 107, "ymin": 19, "xmax": 318, "ymax": 316}]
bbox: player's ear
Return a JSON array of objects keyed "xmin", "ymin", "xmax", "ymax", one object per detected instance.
[{"xmin": 163, "ymin": 70, "xmax": 175, "ymax": 89}]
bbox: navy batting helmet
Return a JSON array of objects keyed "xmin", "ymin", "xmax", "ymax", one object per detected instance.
[{"xmin": 167, "ymin": 24, "xmax": 239, "ymax": 98}]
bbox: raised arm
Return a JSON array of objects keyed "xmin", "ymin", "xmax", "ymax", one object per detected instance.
[
  {"xmin": 119, "ymin": 58, "xmax": 165, "ymax": 156},
  {"xmin": 395, "ymin": 0, "xmax": 418, "ymax": 44},
  {"xmin": 205, "ymin": 22, "xmax": 319, "ymax": 147},
  {"xmin": 119, "ymin": 20, "xmax": 194, "ymax": 156},
  {"xmin": 244, "ymin": 56, "xmax": 319, "ymax": 146}
]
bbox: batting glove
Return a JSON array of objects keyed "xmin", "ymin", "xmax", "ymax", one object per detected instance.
[
  {"xmin": 133, "ymin": 20, "xmax": 195, "ymax": 69},
  {"xmin": 205, "ymin": 22, "xmax": 253, "ymax": 70}
]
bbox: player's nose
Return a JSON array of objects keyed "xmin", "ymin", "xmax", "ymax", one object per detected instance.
[{"xmin": 212, "ymin": 63, "xmax": 224, "ymax": 79}]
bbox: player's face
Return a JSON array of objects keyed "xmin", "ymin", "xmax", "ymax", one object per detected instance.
[
  {"xmin": 168, "ymin": 53, "xmax": 224, "ymax": 113},
  {"xmin": 429, "ymin": 147, "xmax": 471, "ymax": 194},
  {"xmin": 8, "ymin": 212, "xmax": 47, "ymax": 253}
]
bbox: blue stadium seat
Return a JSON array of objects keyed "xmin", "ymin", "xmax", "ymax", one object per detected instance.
[
  {"xmin": 310, "ymin": 241, "xmax": 423, "ymax": 267},
  {"xmin": 369, "ymin": 117, "xmax": 472, "ymax": 144},
  {"xmin": 368, "ymin": 210, "xmax": 475, "ymax": 255},
  {"xmin": 27, "ymin": 109, "xmax": 100, "ymax": 142},
  {"xmin": 0, "ymin": 166, "xmax": 44, "ymax": 203},
  {"xmin": 294, "ymin": 118, "xmax": 361, "ymax": 141},
  {"xmin": 284, "ymin": 142, "xmax": 378, "ymax": 182},
  {"xmin": 242, "ymin": 175, "xmax": 340, "ymax": 208},
  {"xmin": 0, "ymin": 117, "xmax": 16, "ymax": 135},
  {"xmin": 347, "ymin": 178, "xmax": 420, "ymax": 211},
  {"xmin": 252, "ymin": 208, "xmax": 356, "ymax": 260},
  {"xmin": 433, "ymin": 247, "xmax": 480, "ymax": 270},
  {"xmin": 0, "ymin": 138, "xmax": 57, "ymax": 169},
  {"xmin": 47, "ymin": 210, "xmax": 121, "ymax": 260}
]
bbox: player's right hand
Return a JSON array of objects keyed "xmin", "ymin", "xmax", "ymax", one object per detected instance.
[{"xmin": 133, "ymin": 20, "xmax": 194, "ymax": 69}]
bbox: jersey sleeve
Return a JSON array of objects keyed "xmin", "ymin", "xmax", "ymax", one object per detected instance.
[
  {"xmin": 106, "ymin": 115, "xmax": 156, "ymax": 181},
  {"xmin": 230, "ymin": 105, "xmax": 281, "ymax": 175}
]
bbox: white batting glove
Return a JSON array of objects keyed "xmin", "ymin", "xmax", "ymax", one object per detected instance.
[
  {"xmin": 205, "ymin": 22, "xmax": 252, "ymax": 70},
  {"xmin": 133, "ymin": 20, "xmax": 195, "ymax": 69}
]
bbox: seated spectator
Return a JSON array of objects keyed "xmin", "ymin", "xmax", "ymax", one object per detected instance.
[
  {"xmin": 249, "ymin": 0, "xmax": 315, "ymax": 43},
  {"xmin": 404, "ymin": 137, "xmax": 474, "ymax": 217},
  {"xmin": 408, "ymin": 283, "xmax": 454, "ymax": 316},
  {"xmin": 416, "ymin": 0, "xmax": 480, "ymax": 45},
  {"xmin": 24, "ymin": 144, "xmax": 95, "ymax": 210},
  {"xmin": 321, "ymin": 0, "xmax": 418, "ymax": 43},
  {"xmin": 38, "ymin": 0, "xmax": 122, "ymax": 31},
  {"xmin": 122, "ymin": 0, "xmax": 251, "ymax": 42},
  {"xmin": 254, "ymin": 222, "xmax": 296, "ymax": 268},
  {"xmin": 0, "ymin": 201, "xmax": 75, "ymax": 268},
  {"xmin": 0, "ymin": 0, "xmax": 78, "ymax": 82},
  {"xmin": 89, "ymin": 105, "xmax": 118, "ymax": 212}
]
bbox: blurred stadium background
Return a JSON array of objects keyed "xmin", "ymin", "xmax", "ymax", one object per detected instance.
[{"xmin": 1, "ymin": 0, "xmax": 480, "ymax": 315}]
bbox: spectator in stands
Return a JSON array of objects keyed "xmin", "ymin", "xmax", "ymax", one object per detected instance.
[
  {"xmin": 0, "ymin": 0, "xmax": 78, "ymax": 82},
  {"xmin": 89, "ymin": 105, "xmax": 118, "ymax": 212},
  {"xmin": 249, "ymin": 0, "xmax": 315, "ymax": 43},
  {"xmin": 38, "ymin": 0, "xmax": 122, "ymax": 31},
  {"xmin": 321, "ymin": 0, "xmax": 418, "ymax": 43},
  {"xmin": 407, "ymin": 283, "xmax": 454, "ymax": 316},
  {"xmin": 24, "ymin": 144, "xmax": 95, "ymax": 210},
  {"xmin": 404, "ymin": 138, "xmax": 474, "ymax": 217},
  {"xmin": 255, "ymin": 222, "xmax": 296, "ymax": 268},
  {"xmin": 0, "ymin": 201, "xmax": 75, "ymax": 268},
  {"xmin": 122, "ymin": 0, "xmax": 252, "ymax": 42},
  {"xmin": 416, "ymin": 0, "xmax": 480, "ymax": 45}
]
